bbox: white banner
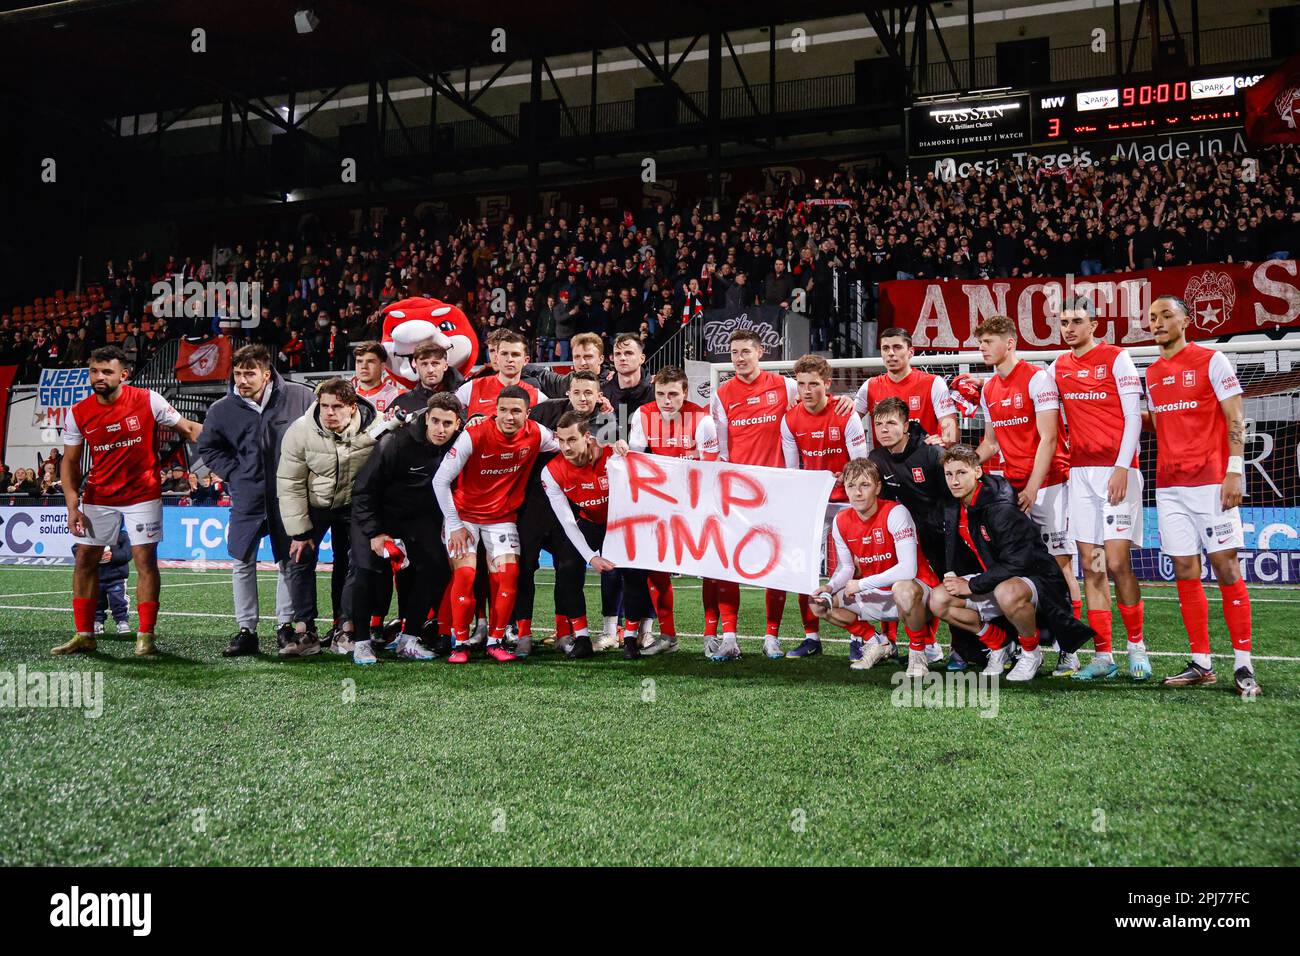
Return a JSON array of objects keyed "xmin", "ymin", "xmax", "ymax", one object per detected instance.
[
  {"xmin": 0, "ymin": 507, "xmax": 75, "ymax": 560},
  {"xmin": 603, "ymin": 453, "xmax": 834, "ymax": 594}
]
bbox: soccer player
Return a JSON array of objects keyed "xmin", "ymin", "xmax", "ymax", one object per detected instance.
[
  {"xmin": 810, "ymin": 459, "xmax": 938, "ymax": 677},
  {"xmin": 929, "ymin": 445, "xmax": 1095, "ymax": 681},
  {"xmin": 432, "ymin": 385, "xmax": 560, "ymax": 663},
  {"xmin": 351, "ymin": 340, "xmax": 408, "ymax": 414},
  {"xmin": 542, "ymin": 412, "xmax": 654, "ymax": 660},
  {"xmin": 626, "ymin": 365, "xmax": 720, "ymax": 655},
  {"xmin": 1050, "ymin": 297, "xmax": 1149, "ymax": 681},
  {"xmin": 1145, "ymin": 296, "xmax": 1258, "ymax": 696},
  {"xmin": 55, "ymin": 346, "xmax": 202, "ymax": 656},
  {"xmin": 780, "ymin": 353, "xmax": 868, "ymax": 658},
  {"xmin": 455, "ymin": 330, "xmax": 545, "ymax": 420},
  {"xmin": 973, "ymin": 315, "xmax": 1081, "ymax": 674},
  {"xmin": 853, "ymin": 327, "xmax": 958, "ymax": 447}
]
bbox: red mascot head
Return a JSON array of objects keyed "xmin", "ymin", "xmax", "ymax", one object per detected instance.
[{"xmin": 380, "ymin": 296, "xmax": 479, "ymax": 387}]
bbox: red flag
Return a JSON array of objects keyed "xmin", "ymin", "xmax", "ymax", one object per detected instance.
[
  {"xmin": 174, "ymin": 336, "xmax": 232, "ymax": 382},
  {"xmin": 1244, "ymin": 51, "xmax": 1300, "ymax": 144}
]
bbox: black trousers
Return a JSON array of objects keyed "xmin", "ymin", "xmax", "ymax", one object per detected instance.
[
  {"xmin": 284, "ymin": 505, "xmax": 354, "ymax": 628},
  {"xmin": 513, "ymin": 497, "xmax": 568, "ymax": 623},
  {"xmin": 349, "ymin": 519, "xmax": 450, "ymax": 636},
  {"xmin": 553, "ymin": 519, "xmax": 651, "ymax": 621}
]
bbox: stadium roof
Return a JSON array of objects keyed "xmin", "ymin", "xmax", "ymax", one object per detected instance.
[{"xmin": 0, "ymin": 0, "xmax": 914, "ymax": 122}]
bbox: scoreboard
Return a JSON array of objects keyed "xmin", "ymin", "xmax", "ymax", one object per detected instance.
[{"xmin": 1032, "ymin": 73, "xmax": 1263, "ymax": 144}]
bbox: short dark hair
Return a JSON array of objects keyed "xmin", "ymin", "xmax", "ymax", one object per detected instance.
[
  {"xmin": 940, "ymin": 444, "xmax": 982, "ymax": 470},
  {"xmin": 353, "ymin": 340, "xmax": 388, "ymax": 362},
  {"xmin": 613, "ymin": 332, "xmax": 643, "ymax": 351},
  {"xmin": 841, "ymin": 458, "xmax": 881, "ymax": 486},
  {"xmin": 872, "ymin": 396, "xmax": 909, "ymax": 423},
  {"xmin": 497, "ymin": 384, "xmax": 530, "ymax": 406},
  {"xmin": 729, "ymin": 329, "xmax": 763, "ymax": 347},
  {"xmin": 568, "ymin": 369, "xmax": 600, "ymax": 387},
  {"xmin": 412, "ymin": 341, "xmax": 448, "ymax": 362},
  {"xmin": 494, "ymin": 331, "xmax": 529, "ymax": 350},
  {"xmin": 653, "ymin": 365, "xmax": 689, "ymax": 390},
  {"xmin": 1063, "ymin": 296, "xmax": 1096, "ymax": 320},
  {"xmin": 556, "ymin": 410, "xmax": 591, "ymax": 433},
  {"xmin": 89, "ymin": 345, "xmax": 128, "ymax": 366},
  {"xmin": 233, "ymin": 344, "xmax": 272, "ymax": 371},
  {"xmin": 878, "ymin": 327, "xmax": 913, "ymax": 347},
  {"xmin": 315, "ymin": 377, "xmax": 358, "ymax": 405},
  {"xmin": 425, "ymin": 392, "xmax": 462, "ymax": 418}
]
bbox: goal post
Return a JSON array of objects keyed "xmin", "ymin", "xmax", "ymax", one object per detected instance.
[{"xmin": 709, "ymin": 339, "xmax": 1300, "ymax": 585}]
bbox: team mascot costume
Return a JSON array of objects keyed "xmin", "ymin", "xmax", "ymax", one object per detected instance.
[{"xmin": 379, "ymin": 296, "xmax": 479, "ymax": 388}]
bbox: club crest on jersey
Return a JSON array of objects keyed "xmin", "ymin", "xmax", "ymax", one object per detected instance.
[
  {"xmin": 872, "ymin": 528, "xmax": 884, "ymax": 544},
  {"xmin": 908, "ymin": 395, "xmax": 921, "ymax": 410},
  {"xmin": 1183, "ymin": 370, "xmax": 1196, "ymax": 388},
  {"xmin": 766, "ymin": 391, "xmax": 779, "ymax": 405},
  {"xmin": 829, "ymin": 426, "xmax": 841, "ymax": 441},
  {"xmin": 1095, "ymin": 364, "xmax": 1107, "ymax": 379},
  {"xmin": 598, "ymin": 475, "xmax": 609, "ymax": 490},
  {"xmin": 125, "ymin": 415, "xmax": 140, "ymax": 432},
  {"xmin": 912, "ymin": 467, "xmax": 926, "ymax": 483},
  {"xmin": 1012, "ymin": 393, "xmax": 1023, "ymax": 409},
  {"xmin": 519, "ymin": 446, "xmax": 529, "ymax": 457}
]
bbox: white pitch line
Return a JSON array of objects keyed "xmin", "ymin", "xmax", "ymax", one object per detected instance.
[{"xmin": 0, "ymin": 603, "xmax": 1297, "ymax": 664}]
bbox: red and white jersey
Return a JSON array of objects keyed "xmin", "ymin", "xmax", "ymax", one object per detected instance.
[
  {"xmin": 981, "ymin": 360, "xmax": 1070, "ymax": 491},
  {"xmin": 432, "ymin": 418, "xmax": 559, "ymax": 527},
  {"xmin": 828, "ymin": 500, "xmax": 939, "ymax": 593},
  {"xmin": 351, "ymin": 371, "xmax": 408, "ymax": 414},
  {"xmin": 454, "ymin": 375, "xmax": 544, "ymax": 419},
  {"xmin": 629, "ymin": 401, "xmax": 719, "ymax": 461},
  {"xmin": 1146, "ymin": 343, "xmax": 1242, "ymax": 488},
  {"xmin": 780, "ymin": 402, "xmax": 868, "ymax": 501},
  {"xmin": 542, "ymin": 446, "xmax": 612, "ymax": 525},
  {"xmin": 63, "ymin": 385, "xmax": 181, "ymax": 507},
  {"xmin": 1050, "ymin": 343, "xmax": 1143, "ymax": 469},
  {"xmin": 711, "ymin": 370, "xmax": 797, "ymax": 467},
  {"xmin": 853, "ymin": 369, "xmax": 956, "ymax": 437}
]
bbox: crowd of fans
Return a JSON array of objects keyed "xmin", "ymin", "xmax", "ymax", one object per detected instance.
[
  {"xmin": 0, "ymin": 450, "xmax": 227, "ymax": 505},
  {"xmin": 3, "ymin": 146, "xmax": 1297, "ymax": 382}
]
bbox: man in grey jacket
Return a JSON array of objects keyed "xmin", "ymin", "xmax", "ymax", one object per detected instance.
[{"xmin": 197, "ymin": 344, "xmax": 314, "ymax": 657}]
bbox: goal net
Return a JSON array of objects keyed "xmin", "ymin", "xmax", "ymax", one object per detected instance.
[{"xmin": 711, "ymin": 340, "xmax": 1300, "ymax": 584}]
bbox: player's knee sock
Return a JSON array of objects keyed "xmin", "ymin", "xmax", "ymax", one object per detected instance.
[
  {"xmin": 904, "ymin": 623, "xmax": 929, "ymax": 652},
  {"xmin": 438, "ymin": 587, "xmax": 455, "ymax": 637},
  {"xmin": 976, "ymin": 621, "xmax": 1008, "ymax": 650},
  {"xmin": 516, "ymin": 618, "xmax": 531, "ymax": 639},
  {"xmin": 847, "ymin": 620, "xmax": 876, "ymax": 639},
  {"xmin": 882, "ymin": 620, "xmax": 898, "ymax": 646},
  {"xmin": 702, "ymin": 578, "xmax": 719, "ymax": 637},
  {"xmin": 487, "ymin": 565, "xmax": 519, "ymax": 644},
  {"xmin": 73, "ymin": 597, "xmax": 96, "ymax": 636},
  {"xmin": 797, "ymin": 594, "xmax": 820, "ymax": 637},
  {"xmin": 648, "ymin": 572, "xmax": 676, "ymax": 637},
  {"xmin": 138, "ymin": 600, "xmax": 159, "ymax": 635},
  {"xmin": 1175, "ymin": 578, "xmax": 1212, "ymax": 667},
  {"xmin": 1218, "ymin": 578, "xmax": 1252, "ymax": 669},
  {"xmin": 450, "ymin": 566, "xmax": 477, "ymax": 644},
  {"xmin": 925, "ymin": 617, "xmax": 939, "ymax": 647},
  {"xmin": 554, "ymin": 615, "xmax": 573, "ymax": 640},
  {"xmin": 1071, "ymin": 599, "xmax": 1082, "ymax": 621},
  {"xmin": 1117, "ymin": 600, "xmax": 1145, "ymax": 651},
  {"xmin": 1020, "ymin": 628, "xmax": 1040, "ymax": 653},
  {"xmin": 1087, "ymin": 609, "xmax": 1114, "ymax": 656},
  {"xmin": 571, "ymin": 615, "xmax": 589, "ymax": 637},
  {"xmin": 764, "ymin": 588, "xmax": 786, "ymax": 636},
  {"xmin": 716, "ymin": 581, "xmax": 740, "ymax": 636}
]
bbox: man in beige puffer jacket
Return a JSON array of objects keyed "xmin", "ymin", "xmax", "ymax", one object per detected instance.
[{"xmin": 277, "ymin": 377, "xmax": 403, "ymax": 657}]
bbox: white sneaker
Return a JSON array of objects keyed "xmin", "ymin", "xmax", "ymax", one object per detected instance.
[
  {"xmin": 591, "ymin": 633, "xmax": 620, "ymax": 652},
  {"xmin": 923, "ymin": 641, "xmax": 944, "ymax": 663},
  {"xmin": 93, "ymin": 621, "xmax": 105, "ymax": 635},
  {"xmin": 1051, "ymin": 651, "xmax": 1081, "ymax": 677},
  {"xmin": 353, "ymin": 639, "xmax": 377, "ymax": 665},
  {"xmin": 711, "ymin": 635, "xmax": 741, "ymax": 661},
  {"xmin": 1006, "ymin": 647, "xmax": 1043, "ymax": 682},
  {"xmin": 763, "ymin": 635, "xmax": 783, "ymax": 659},
  {"xmin": 703, "ymin": 635, "xmax": 721, "ymax": 658},
  {"xmin": 982, "ymin": 646, "xmax": 1008, "ymax": 676},
  {"xmin": 554, "ymin": 635, "xmax": 575, "ymax": 655},
  {"xmin": 397, "ymin": 637, "xmax": 434, "ymax": 660},
  {"xmin": 641, "ymin": 636, "xmax": 678, "ymax": 656},
  {"xmin": 906, "ymin": 649, "xmax": 929, "ymax": 677},
  {"xmin": 116, "ymin": 620, "xmax": 133, "ymax": 634},
  {"xmin": 850, "ymin": 641, "xmax": 895, "ymax": 671}
]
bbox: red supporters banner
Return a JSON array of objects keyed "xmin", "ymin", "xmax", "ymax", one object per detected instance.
[
  {"xmin": 1244, "ymin": 52, "xmax": 1300, "ymax": 145},
  {"xmin": 174, "ymin": 337, "xmax": 232, "ymax": 382},
  {"xmin": 878, "ymin": 261, "xmax": 1300, "ymax": 351}
]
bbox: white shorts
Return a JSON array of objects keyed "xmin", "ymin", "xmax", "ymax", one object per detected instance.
[
  {"xmin": 843, "ymin": 580, "xmax": 932, "ymax": 623},
  {"xmin": 1156, "ymin": 485, "xmax": 1244, "ymax": 557},
  {"xmin": 1030, "ymin": 482, "xmax": 1072, "ymax": 557},
  {"xmin": 443, "ymin": 520, "xmax": 520, "ymax": 562},
  {"xmin": 960, "ymin": 573, "xmax": 1039, "ymax": 622},
  {"xmin": 1068, "ymin": 466, "xmax": 1143, "ymax": 546},
  {"xmin": 81, "ymin": 499, "xmax": 163, "ymax": 548}
]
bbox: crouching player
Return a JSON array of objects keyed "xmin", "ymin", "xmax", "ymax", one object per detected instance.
[
  {"xmin": 543, "ymin": 413, "xmax": 654, "ymax": 660},
  {"xmin": 810, "ymin": 459, "xmax": 939, "ymax": 677},
  {"xmin": 929, "ymin": 445, "xmax": 1095, "ymax": 681}
]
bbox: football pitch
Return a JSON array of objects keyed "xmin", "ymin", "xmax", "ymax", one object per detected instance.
[{"xmin": 0, "ymin": 565, "xmax": 1296, "ymax": 867}]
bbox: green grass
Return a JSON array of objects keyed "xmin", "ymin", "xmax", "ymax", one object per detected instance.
[{"xmin": 0, "ymin": 565, "xmax": 1297, "ymax": 866}]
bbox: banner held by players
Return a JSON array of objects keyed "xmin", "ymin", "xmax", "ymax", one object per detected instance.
[{"xmin": 602, "ymin": 452, "xmax": 833, "ymax": 594}]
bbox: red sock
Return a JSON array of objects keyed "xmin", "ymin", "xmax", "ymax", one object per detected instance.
[
  {"xmin": 516, "ymin": 618, "xmax": 532, "ymax": 638},
  {"xmin": 1087, "ymin": 608, "xmax": 1114, "ymax": 654},
  {"xmin": 904, "ymin": 623, "xmax": 929, "ymax": 652},
  {"xmin": 73, "ymin": 597, "xmax": 96, "ymax": 635},
  {"xmin": 1020, "ymin": 628, "xmax": 1040, "ymax": 652},
  {"xmin": 702, "ymin": 578, "xmax": 720, "ymax": 636},
  {"xmin": 1175, "ymin": 578, "xmax": 1211, "ymax": 656},
  {"xmin": 1071, "ymin": 599, "xmax": 1082, "ymax": 621},
  {"xmin": 925, "ymin": 617, "xmax": 940, "ymax": 646},
  {"xmin": 764, "ymin": 588, "xmax": 786, "ymax": 636},
  {"xmin": 370, "ymin": 615, "xmax": 383, "ymax": 628},
  {"xmin": 450, "ymin": 566, "xmax": 477, "ymax": 643},
  {"xmin": 1117, "ymin": 600, "xmax": 1145, "ymax": 644},
  {"xmin": 883, "ymin": 621, "xmax": 898, "ymax": 644},
  {"xmin": 797, "ymin": 594, "xmax": 819, "ymax": 636},
  {"xmin": 716, "ymin": 580, "xmax": 740, "ymax": 634},
  {"xmin": 647, "ymin": 572, "xmax": 676, "ymax": 637},
  {"xmin": 488, "ymin": 564, "xmax": 519, "ymax": 641},
  {"xmin": 977, "ymin": 622, "xmax": 1008, "ymax": 649},
  {"xmin": 1218, "ymin": 579, "xmax": 1252, "ymax": 652},
  {"xmin": 554, "ymin": 615, "xmax": 572, "ymax": 639},
  {"xmin": 571, "ymin": 614, "xmax": 589, "ymax": 636},
  {"xmin": 438, "ymin": 587, "xmax": 455, "ymax": 637},
  {"xmin": 847, "ymin": 620, "xmax": 877, "ymax": 638},
  {"xmin": 138, "ymin": 600, "xmax": 158, "ymax": 635}
]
